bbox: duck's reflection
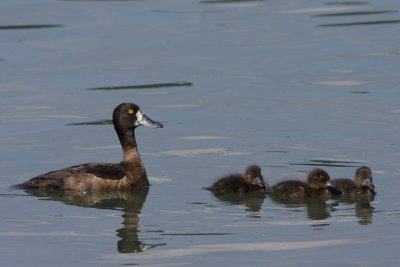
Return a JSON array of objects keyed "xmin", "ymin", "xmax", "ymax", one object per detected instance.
[
  {"xmin": 209, "ymin": 191, "xmax": 375, "ymax": 226},
  {"xmin": 270, "ymin": 196, "xmax": 332, "ymax": 223},
  {"xmin": 210, "ymin": 191, "xmax": 266, "ymax": 212},
  {"xmin": 332, "ymin": 196, "xmax": 375, "ymax": 225},
  {"xmin": 22, "ymin": 187, "xmax": 165, "ymax": 253},
  {"xmin": 355, "ymin": 199, "xmax": 374, "ymax": 225}
]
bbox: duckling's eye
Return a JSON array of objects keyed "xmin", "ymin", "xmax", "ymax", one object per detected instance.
[{"xmin": 128, "ymin": 109, "xmax": 135, "ymax": 114}]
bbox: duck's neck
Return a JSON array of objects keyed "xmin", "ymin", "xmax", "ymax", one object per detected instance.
[
  {"xmin": 115, "ymin": 128, "xmax": 149, "ymax": 188},
  {"xmin": 118, "ymin": 130, "xmax": 142, "ymax": 164}
]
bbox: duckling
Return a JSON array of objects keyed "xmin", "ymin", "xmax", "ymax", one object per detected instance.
[
  {"xmin": 15, "ymin": 102, "xmax": 163, "ymax": 191},
  {"xmin": 331, "ymin": 166, "xmax": 375, "ymax": 197},
  {"xmin": 205, "ymin": 165, "xmax": 269, "ymax": 194},
  {"xmin": 270, "ymin": 168, "xmax": 331, "ymax": 198}
]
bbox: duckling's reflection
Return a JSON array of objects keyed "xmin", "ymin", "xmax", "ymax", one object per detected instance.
[
  {"xmin": 355, "ymin": 199, "xmax": 374, "ymax": 225},
  {"xmin": 332, "ymin": 196, "xmax": 375, "ymax": 225},
  {"xmin": 210, "ymin": 191, "xmax": 266, "ymax": 212},
  {"xmin": 270, "ymin": 196, "xmax": 332, "ymax": 222},
  {"xmin": 22, "ymin": 188, "xmax": 165, "ymax": 253}
]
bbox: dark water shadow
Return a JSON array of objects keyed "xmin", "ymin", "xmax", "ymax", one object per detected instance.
[
  {"xmin": 318, "ymin": 20, "xmax": 400, "ymax": 27},
  {"xmin": 270, "ymin": 195, "xmax": 332, "ymax": 223},
  {"xmin": 200, "ymin": 0, "xmax": 265, "ymax": 3},
  {"xmin": 0, "ymin": 24, "xmax": 63, "ymax": 31},
  {"xmin": 290, "ymin": 159, "xmax": 360, "ymax": 168},
  {"xmin": 67, "ymin": 119, "xmax": 113, "ymax": 126},
  {"xmin": 314, "ymin": 3, "xmax": 400, "ymax": 28},
  {"xmin": 350, "ymin": 90, "xmax": 370, "ymax": 94},
  {"xmin": 20, "ymin": 187, "xmax": 165, "ymax": 253},
  {"xmin": 86, "ymin": 81, "xmax": 193, "ymax": 91},
  {"xmin": 331, "ymin": 195, "xmax": 375, "ymax": 225},
  {"xmin": 210, "ymin": 191, "xmax": 266, "ymax": 213},
  {"xmin": 325, "ymin": 1, "xmax": 369, "ymax": 6}
]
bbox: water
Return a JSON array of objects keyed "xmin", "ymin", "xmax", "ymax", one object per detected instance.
[{"xmin": 1, "ymin": 0, "xmax": 400, "ymax": 266}]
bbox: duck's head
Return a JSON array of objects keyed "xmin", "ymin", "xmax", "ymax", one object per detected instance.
[
  {"xmin": 113, "ymin": 102, "xmax": 163, "ymax": 133},
  {"xmin": 244, "ymin": 165, "xmax": 268, "ymax": 190},
  {"xmin": 355, "ymin": 166, "xmax": 375, "ymax": 190},
  {"xmin": 307, "ymin": 168, "xmax": 331, "ymax": 190}
]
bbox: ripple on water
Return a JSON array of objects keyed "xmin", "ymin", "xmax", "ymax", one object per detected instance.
[
  {"xmin": 312, "ymin": 10, "xmax": 397, "ymax": 17},
  {"xmin": 149, "ymin": 176, "xmax": 172, "ymax": 184},
  {"xmin": 200, "ymin": 0, "xmax": 266, "ymax": 6},
  {"xmin": 177, "ymin": 136, "xmax": 230, "ymax": 140},
  {"xmin": 311, "ymin": 80, "xmax": 368, "ymax": 86},
  {"xmin": 290, "ymin": 158, "xmax": 365, "ymax": 168},
  {"xmin": 99, "ymin": 239, "xmax": 365, "ymax": 263},
  {"xmin": 73, "ymin": 145, "xmax": 120, "ymax": 151},
  {"xmin": 282, "ymin": 6, "xmax": 363, "ymax": 14},
  {"xmin": 153, "ymin": 148, "xmax": 251, "ymax": 158},
  {"xmin": 0, "ymin": 231, "xmax": 107, "ymax": 237},
  {"xmin": 271, "ymin": 143, "xmax": 336, "ymax": 152}
]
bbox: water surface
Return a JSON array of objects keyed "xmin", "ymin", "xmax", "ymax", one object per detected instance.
[{"xmin": 1, "ymin": 0, "xmax": 400, "ymax": 266}]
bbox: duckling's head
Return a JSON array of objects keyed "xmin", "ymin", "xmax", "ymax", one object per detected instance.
[
  {"xmin": 113, "ymin": 102, "xmax": 163, "ymax": 133},
  {"xmin": 355, "ymin": 166, "xmax": 375, "ymax": 190},
  {"xmin": 244, "ymin": 165, "xmax": 268, "ymax": 190},
  {"xmin": 307, "ymin": 168, "xmax": 331, "ymax": 190}
]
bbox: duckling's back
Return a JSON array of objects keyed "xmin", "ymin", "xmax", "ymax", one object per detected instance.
[
  {"xmin": 332, "ymin": 178, "xmax": 375, "ymax": 198},
  {"xmin": 331, "ymin": 178, "xmax": 356, "ymax": 196},
  {"xmin": 205, "ymin": 174, "xmax": 258, "ymax": 194},
  {"xmin": 270, "ymin": 180, "xmax": 309, "ymax": 198}
]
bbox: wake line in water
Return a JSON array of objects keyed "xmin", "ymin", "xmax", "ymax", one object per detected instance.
[
  {"xmin": 86, "ymin": 81, "xmax": 193, "ymax": 90},
  {"xmin": 319, "ymin": 19, "xmax": 400, "ymax": 27},
  {"xmin": 0, "ymin": 24, "xmax": 63, "ymax": 30},
  {"xmin": 101, "ymin": 239, "xmax": 366, "ymax": 262}
]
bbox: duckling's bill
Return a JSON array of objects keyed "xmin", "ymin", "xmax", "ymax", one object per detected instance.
[
  {"xmin": 364, "ymin": 178, "xmax": 375, "ymax": 189},
  {"xmin": 255, "ymin": 176, "xmax": 267, "ymax": 189}
]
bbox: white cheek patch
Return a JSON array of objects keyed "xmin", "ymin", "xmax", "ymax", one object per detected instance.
[{"xmin": 134, "ymin": 110, "xmax": 144, "ymax": 126}]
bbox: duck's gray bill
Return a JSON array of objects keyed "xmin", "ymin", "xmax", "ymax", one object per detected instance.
[{"xmin": 138, "ymin": 113, "xmax": 163, "ymax": 128}]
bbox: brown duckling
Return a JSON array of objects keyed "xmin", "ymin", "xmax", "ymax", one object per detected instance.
[
  {"xmin": 270, "ymin": 168, "xmax": 332, "ymax": 198},
  {"xmin": 331, "ymin": 166, "xmax": 375, "ymax": 198},
  {"xmin": 15, "ymin": 102, "xmax": 163, "ymax": 191},
  {"xmin": 205, "ymin": 165, "xmax": 269, "ymax": 194}
]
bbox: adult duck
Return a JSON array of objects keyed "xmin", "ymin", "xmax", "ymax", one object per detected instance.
[{"xmin": 16, "ymin": 102, "xmax": 163, "ymax": 191}]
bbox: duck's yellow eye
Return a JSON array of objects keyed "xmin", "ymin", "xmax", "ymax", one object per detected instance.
[{"xmin": 128, "ymin": 109, "xmax": 134, "ymax": 114}]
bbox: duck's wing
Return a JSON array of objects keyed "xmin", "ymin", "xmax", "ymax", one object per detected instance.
[
  {"xmin": 18, "ymin": 163, "xmax": 126, "ymax": 189},
  {"xmin": 58, "ymin": 163, "xmax": 126, "ymax": 180}
]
